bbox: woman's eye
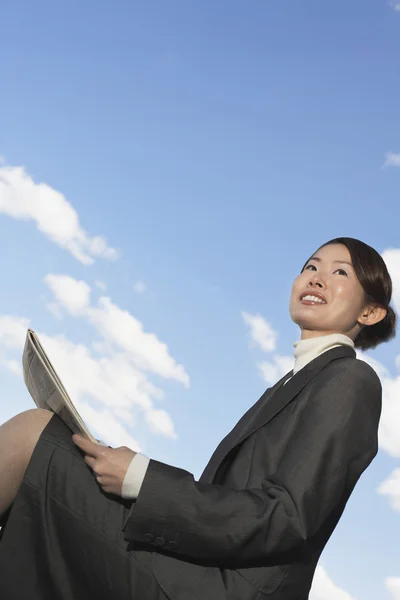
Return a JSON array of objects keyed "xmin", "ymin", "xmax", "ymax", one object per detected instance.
[{"xmin": 303, "ymin": 265, "xmax": 348, "ymax": 276}]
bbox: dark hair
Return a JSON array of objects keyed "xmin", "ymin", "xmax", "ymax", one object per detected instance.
[{"xmin": 302, "ymin": 237, "xmax": 397, "ymax": 351}]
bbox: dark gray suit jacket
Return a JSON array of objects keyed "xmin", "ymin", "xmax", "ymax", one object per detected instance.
[{"xmin": 123, "ymin": 346, "xmax": 382, "ymax": 600}]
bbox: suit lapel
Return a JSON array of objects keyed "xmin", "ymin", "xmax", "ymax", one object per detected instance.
[
  {"xmin": 200, "ymin": 345, "xmax": 356, "ymax": 483},
  {"xmin": 199, "ymin": 371, "xmax": 292, "ymax": 483}
]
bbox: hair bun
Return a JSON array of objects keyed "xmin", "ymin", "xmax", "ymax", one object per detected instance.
[
  {"xmin": 386, "ymin": 305, "xmax": 397, "ymax": 327},
  {"xmin": 357, "ymin": 304, "xmax": 397, "ymax": 350}
]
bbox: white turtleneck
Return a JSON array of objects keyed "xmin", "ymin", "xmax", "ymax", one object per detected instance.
[
  {"xmin": 120, "ymin": 332, "xmax": 355, "ymax": 499},
  {"xmin": 292, "ymin": 332, "xmax": 354, "ymax": 374}
]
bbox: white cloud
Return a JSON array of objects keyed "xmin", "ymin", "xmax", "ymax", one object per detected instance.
[
  {"xmin": 355, "ymin": 351, "xmax": 400, "ymax": 460},
  {"xmin": 133, "ymin": 280, "xmax": 146, "ymax": 294},
  {"xmin": 242, "ymin": 312, "xmax": 277, "ymax": 352},
  {"xmin": 374, "ymin": 247, "xmax": 400, "ymax": 465},
  {"xmin": 384, "ymin": 152, "xmax": 400, "ymax": 166},
  {"xmin": 377, "ymin": 468, "xmax": 400, "ymax": 513},
  {"xmin": 44, "ymin": 274, "xmax": 91, "ymax": 315},
  {"xmin": 145, "ymin": 409, "xmax": 177, "ymax": 440},
  {"xmin": 89, "ymin": 297, "xmax": 189, "ymax": 384},
  {"xmin": 0, "ymin": 312, "xmax": 181, "ymax": 445},
  {"xmin": 242, "ymin": 311, "xmax": 292, "ymax": 385},
  {"xmin": 385, "ymin": 577, "xmax": 400, "ymax": 600},
  {"xmin": 258, "ymin": 354, "xmax": 294, "ymax": 385},
  {"xmin": 310, "ymin": 565, "xmax": 356, "ymax": 600},
  {"xmin": 356, "ymin": 353, "xmax": 400, "ymax": 514},
  {"xmin": 0, "ymin": 315, "xmax": 30, "ymax": 348},
  {"xmin": 389, "ymin": 2, "xmax": 400, "ymax": 12},
  {"xmin": 0, "ymin": 355, "xmax": 22, "ymax": 376},
  {"xmin": 44, "ymin": 274, "xmax": 189, "ymax": 386},
  {"xmin": 374, "ymin": 366, "xmax": 400, "ymax": 459},
  {"xmin": 356, "ymin": 352, "xmax": 390, "ymax": 381},
  {"xmin": 0, "ymin": 163, "xmax": 119, "ymax": 265},
  {"xmin": 39, "ymin": 331, "xmax": 177, "ymax": 440},
  {"xmin": 77, "ymin": 403, "xmax": 141, "ymax": 451}
]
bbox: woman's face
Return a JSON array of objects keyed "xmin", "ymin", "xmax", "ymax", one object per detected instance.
[{"xmin": 289, "ymin": 243, "xmax": 367, "ymax": 340}]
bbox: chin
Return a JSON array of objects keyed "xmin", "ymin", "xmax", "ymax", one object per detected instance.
[
  {"xmin": 290, "ymin": 309, "xmax": 321, "ymax": 330},
  {"xmin": 295, "ymin": 321, "xmax": 323, "ymax": 333},
  {"xmin": 294, "ymin": 319, "xmax": 332, "ymax": 337}
]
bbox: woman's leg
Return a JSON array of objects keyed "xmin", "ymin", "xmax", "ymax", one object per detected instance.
[
  {"xmin": 0, "ymin": 412, "xmax": 168, "ymax": 600},
  {"xmin": 0, "ymin": 408, "xmax": 53, "ymax": 517}
]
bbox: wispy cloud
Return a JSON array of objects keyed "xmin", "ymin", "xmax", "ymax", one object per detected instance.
[
  {"xmin": 0, "ymin": 353, "xmax": 22, "ymax": 377},
  {"xmin": 385, "ymin": 577, "xmax": 400, "ymax": 600},
  {"xmin": 383, "ymin": 152, "xmax": 400, "ymax": 167},
  {"xmin": 258, "ymin": 355, "xmax": 294, "ymax": 385},
  {"xmin": 133, "ymin": 280, "xmax": 147, "ymax": 294},
  {"xmin": 242, "ymin": 312, "xmax": 277, "ymax": 352},
  {"xmin": 0, "ymin": 272, "xmax": 190, "ymax": 445},
  {"xmin": 44, "ymin": 274, "xmax": 189, "ymax": 385},
  {"xmin": 354, "ymin": 352, "xmax": 400, "ymax": 454},
  {"xmin": 310, "ymin": 565, "xmax": 356, "ymax": 600},
  {"xmin": 358, "ymin": 351, "xmax": 400, "ymax": 513},
  {"xmin": 95, "ymin": 280, "xmax": 107, "ymax": 292},
  {"xmin": 0, "ymin": 162, "xmax": 119, "ymax": 264},
  {"xmin": 389, "ymin": 2, "xmax": 400, "ymax": 12},
  {"xmin": 364, "ymin": 248, "xmax": 400, "ymax": 514},
  {"xmin": 377, "ymin": 468, "xmax": 400, "ymax": 513},
  {"xmin": 0, "ymin": 318, "xmax": 142, "ymax": 447},
  {"xmin": 0, "ymin": 315, "xmax": 30, "ymax": 348},
  {"xmin": 242, "ymin": 311, "xmax": 293, "ymax": 383},
  {"xmin": 45, "ymin": 275, "xmax": 92, "ymax": 315},
  {"xmin": 0, "ymin": 311, "xmax": 182, "ymax": 444}
]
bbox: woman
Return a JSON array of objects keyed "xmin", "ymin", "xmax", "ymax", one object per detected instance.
[{"xmin": 0, "ymin": 237, "xmax": 396, "ymax": 600}]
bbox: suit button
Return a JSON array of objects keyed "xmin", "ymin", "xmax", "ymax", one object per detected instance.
[
  {"xmin": 144, "ymin": 533, "xmax": 154, "ymax": 543},
  {"xmin": 154, "ymin": 537, "xmax": 165, "ymax": 547},
  {"xmin": 167, "ymin": 541, "xmax": 179, "ymax": 551}
]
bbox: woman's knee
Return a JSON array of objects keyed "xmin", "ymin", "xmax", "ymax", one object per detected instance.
[
  {"xmin": 1, "ymin": 408, "xmax": 53, "ymax": 453},
  {"xmin": 14, "ymin": 407, "xmax": 53, "ymax": 427},
  {"xmin": 0, "ymin": 409, "xmax": 54, "ymax": 514},
  {"xmin": 19, "ymin": 408, "xmax": 53, "ymax": 438}
]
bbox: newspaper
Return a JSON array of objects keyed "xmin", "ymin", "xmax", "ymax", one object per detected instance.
[{"xmin": 22, "ymin": 329, "xmax": 96, "ymax": 443}]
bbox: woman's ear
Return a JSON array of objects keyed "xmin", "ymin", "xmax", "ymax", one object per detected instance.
[{"xmin": 359, "ymin": 304, "xmax": 387, "ymax": 328}]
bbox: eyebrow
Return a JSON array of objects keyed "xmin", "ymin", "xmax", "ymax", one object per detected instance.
[{"xmin": 308, "ymin": 256, "xmax": 353, "ymax": 267}]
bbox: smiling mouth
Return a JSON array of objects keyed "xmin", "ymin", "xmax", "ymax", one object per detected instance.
[{"xmin": 300, "ymin": 294, "xmax": 327, "ymax": 305}]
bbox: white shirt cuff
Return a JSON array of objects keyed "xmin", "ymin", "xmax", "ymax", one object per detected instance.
[{"xmin": 122, "ymin": 453, "xmax": 150, "ymax": 499}]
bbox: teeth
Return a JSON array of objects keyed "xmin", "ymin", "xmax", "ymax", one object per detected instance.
[{"xmin": 302, "ymin": 295, "xmax": 326, "ymax": 303}]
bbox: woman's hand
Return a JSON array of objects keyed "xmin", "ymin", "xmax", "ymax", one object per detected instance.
[{"xmin": 72, "ymin": 434, "xmax": 136, "ymax": 497}]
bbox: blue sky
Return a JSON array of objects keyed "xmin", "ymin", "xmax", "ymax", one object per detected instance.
[{"xmin": 1, "ymin": 1, "xmax": 400, "ymax": 598}]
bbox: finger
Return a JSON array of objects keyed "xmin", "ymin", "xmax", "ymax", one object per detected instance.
[
  {"xmin": 72, "ymin": 434, "xmax": 99, "ymax": 457},
  {"xmin": 83, "ymin": 455, "xmax": 96, "ymax": 470}
]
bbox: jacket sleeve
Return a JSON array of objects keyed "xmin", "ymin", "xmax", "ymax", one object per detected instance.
[{"xmin": 122, "ymin": 361, "xmax": 381, "ymax": 568}]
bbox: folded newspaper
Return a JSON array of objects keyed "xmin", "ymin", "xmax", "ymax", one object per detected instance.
[{"xmin": 22, "ymin": 329, "xmax": 97, "ymax": 443}]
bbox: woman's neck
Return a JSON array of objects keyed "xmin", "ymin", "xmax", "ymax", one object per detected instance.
[{"xmin": 300, "ymin": 330, "xmax": 355, "ymax": 342}]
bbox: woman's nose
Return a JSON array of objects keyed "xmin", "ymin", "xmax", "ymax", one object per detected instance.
[{"xmin": 308, "ymin": 275, "xmax": 325, "ymax": 288}]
